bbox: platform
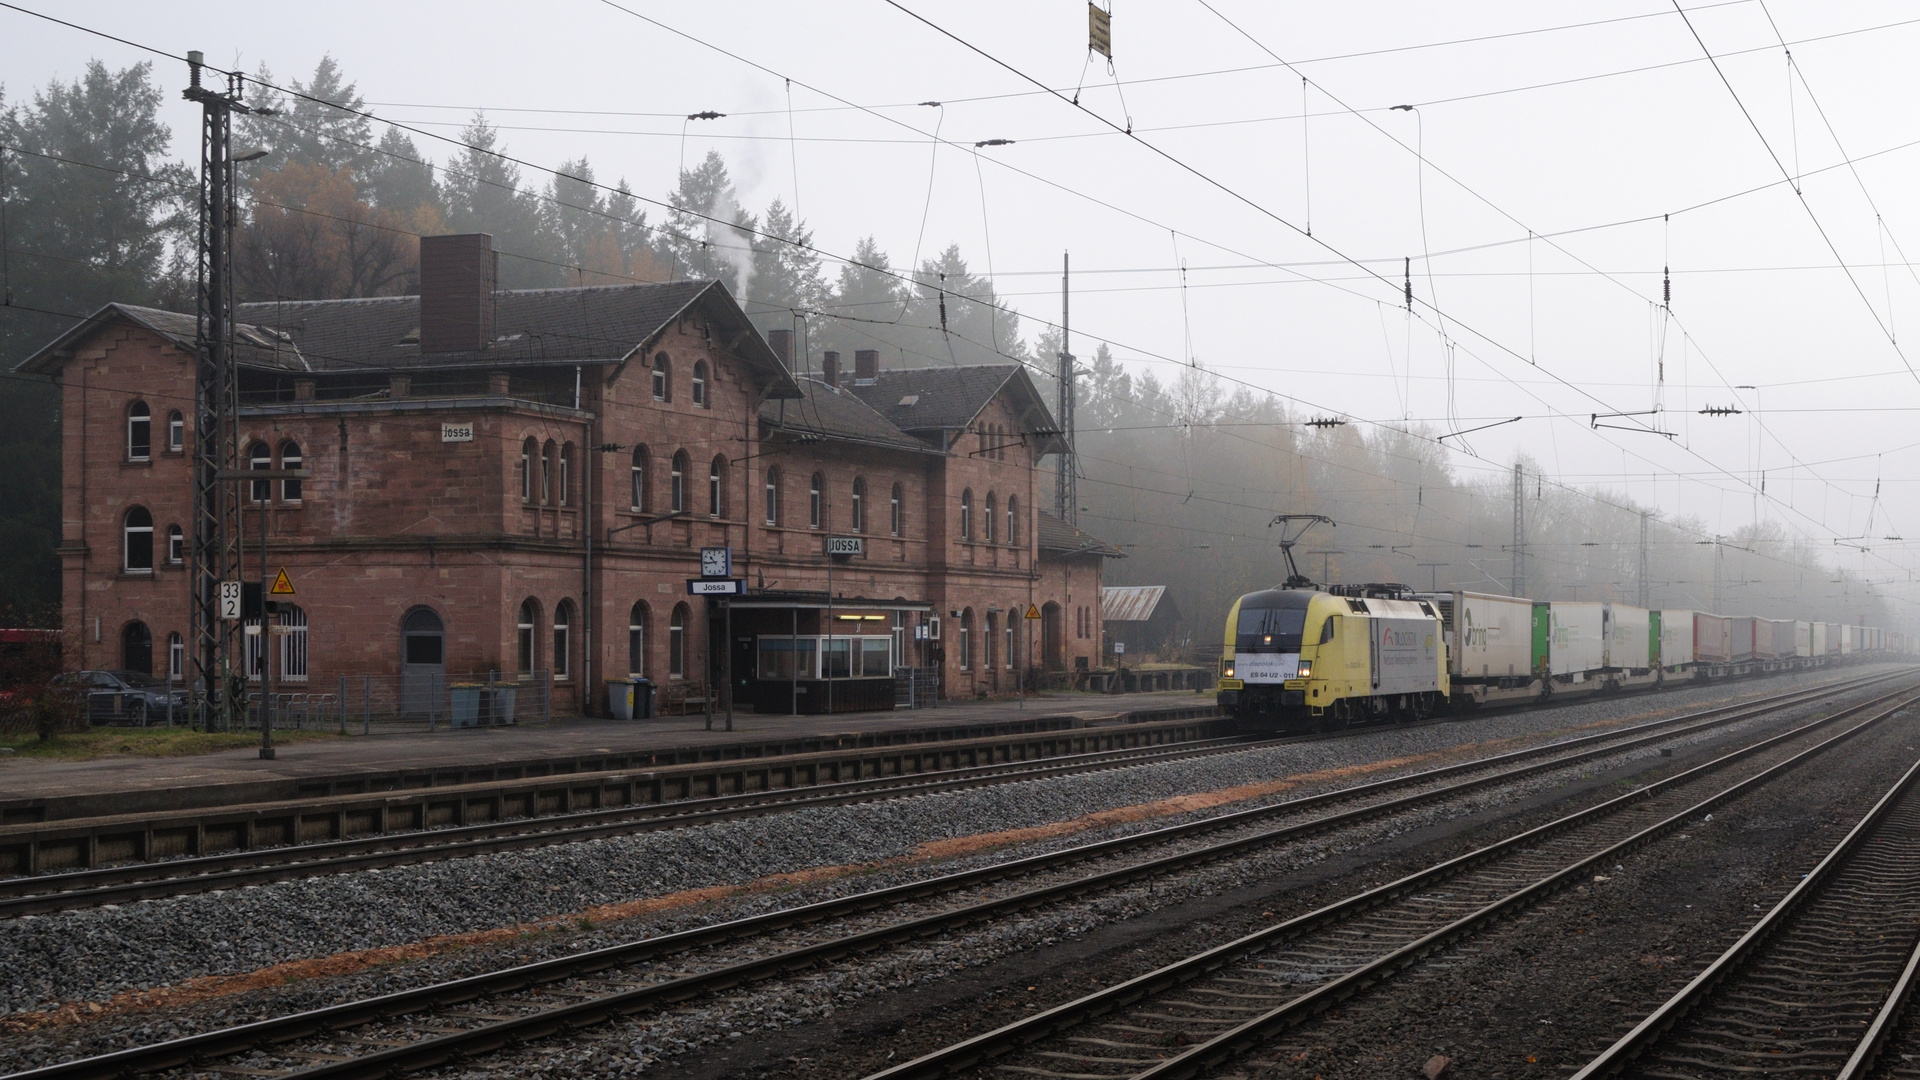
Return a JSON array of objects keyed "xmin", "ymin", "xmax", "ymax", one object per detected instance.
[{"xmin": 0, "ymin": 690, "xmax": 1214, "ymax": 817}]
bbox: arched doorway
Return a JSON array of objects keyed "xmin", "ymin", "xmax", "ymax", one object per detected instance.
[
  {"xmin": 1042, "ymin": 602, "xmax": 1064, "ymax": 671},
  {"xmin": 400, "ymin": 607, "xmax": 446, "ymax": 717},
  {"xmin": 122, "ymin": 621, "xmax": 153, "ymax": 675}
]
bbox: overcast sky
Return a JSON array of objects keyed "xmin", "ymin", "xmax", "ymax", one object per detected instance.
[{"xmin": 9, "ymin": 1, "xmax": 1920, "ymax": 605}]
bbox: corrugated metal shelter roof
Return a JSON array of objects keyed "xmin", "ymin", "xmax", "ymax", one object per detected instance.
[{"xmin": 1101, "ymin": 585, "xmax": 1167, "ymax": 622}]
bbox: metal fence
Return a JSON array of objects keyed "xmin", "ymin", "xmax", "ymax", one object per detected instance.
[{"xmin": 138, "ymin": 671, "xmax": 554, "ymax": 734}]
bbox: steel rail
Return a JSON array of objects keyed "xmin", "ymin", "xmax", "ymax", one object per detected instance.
[
  {"xmin": 1573, "ymin": 750, "xmax": 1920, "ymax": 1078},
  {"xmin": 0, "ymin": 733, "xmax": 1270, "ymax": 915},
  {"xmin": 7, "ymin": 673, "xmax": 1884, "ymax": 918},
  {"xmin": 1837, "ymin": 914, "xmax": 1920, "ymax": 1080},
  {"xmin": 865, "ymin": 685, "xmax": 1920, "ymax": 1080},
  {"xmin": 12, "ymin": 678, "xmax": 1900, "ymax": 1080}
]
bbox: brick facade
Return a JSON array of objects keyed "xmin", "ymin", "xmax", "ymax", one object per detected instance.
[{"xmin": 22, "ymin": 242, "xmax": 1116, "ymax": 715}]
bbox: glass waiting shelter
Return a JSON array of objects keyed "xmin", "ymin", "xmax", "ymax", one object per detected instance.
[{"xmin": 723, "ymin": 593, "xmax": 934, "ymax": 714}]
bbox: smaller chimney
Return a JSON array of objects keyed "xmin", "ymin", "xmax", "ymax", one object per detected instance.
[
  {"xmin": 389, "ymin": 374, "xmax": 411, "ymax": 399},
  {"xmin": 854, "ymin": 349, "xmax": 878, "ymax": 384},
  {"xmin": 821, "ymin": 350, "xmax": 840, "ymax": 388},
  {"xmin": 487, "ymin": 370, "xmax": 511, "ymax": 396},
  {"xmin": 293, "ymin": 378, "xmax": 316, "ymax": 401},
  {"xmin": 767, "ymin": 328, "xmax": 793, "ymax": 368},
  {"xmin": 419, "ymin": 233, "xmax": 497, "ymax": 354}
]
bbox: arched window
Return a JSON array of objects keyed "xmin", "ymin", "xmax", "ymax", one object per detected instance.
[
  {"xmin": 1008, "ymin": 496, "xmax": 1020, "ymax": 546},
  {"xmin": 890, "ymin": 483, "xmax": 903, "ymax": 536},
  {"xmin": 959, "ymin": 608, "xmax": 974, "ymax": 670},
  {"xmin": 167, "ymin": 524, "xmax": 184, "ymax": 565},
  {"xmin": 124, "ymin": 506, "xmax": 154, "ymax": 572},
  {"xmin": 168, "ymin": 632, "xmax": 184, "ymax": 681},
  {"xmin": 691, "ymin": 360, "xmax": 709, "ymax": 407},
  {"xmin": 708, "ymin": 455, "xmax": 727, "ymax": 518},
  {"xmin": 541, "ymin": 440, "xmax": 557, "ymax": 505},
  {"xmin": 553, "ymin": 600, "xmax": 574, "ymax": 680},
  {"xmin": 669, "ymin": 602, "xmax": 689, "ymax": 678},
  {"xmin": 765, "ymin": 467, "xmax": 780, "ymax": 526},
  {"xmin": 652, "ymin": 352, "xmax": 671, "ymax": 401},
  {"xmin": 522, "ymin": 438, "xmax": 537, "ymax": 503},
  {"xmin": 249, "ymin": 441, "xmax": 272, "ymax": 502},
  {"xmin": 986, "ymin": 611, "xmax": 998, "ymax": 671},
  {"xmin": 127, "ymin": 401, "xmax": 151, "ymax": 461},
  {"xmin": 960, "ymin": 489, "xmax": 973, "ymax": 541},
  {"xmin": 670, "ymin": 450, "xmax": 689, "ymax": 512},
  {"xmin": 628, "ymin": 601, "xmax": 649, "ymax": 677},
  {"xmin": 517, "ymin": 599, "xmax": 539, "ymax": 674},
  {"xmin": 630, "ymin": 445, "xmax": 651, "ymax": 511},
  {"xmin": 280, "ymin": 440, "xmax": 303, "ymax": 501},
  {"xmin": 851, "ymin": 477, "xmax": 866, "ymax": 533},
  {"xmin": 984, "ymin": 493, "xmax": 997, "ymax": 543},
  {"xmin": 1006, "ymin": 616, "xmax": 1016, "ymax": 669},
  {"xmin": 166, "ymin": 410, "xmax": 184, "ymax": 453},
  {"xmin": 122, "ymin": 621, "xmax": 152, "ymax": 675},
  {"xmin": 558, "ymin": 443, "xmax": 574, "ymax": 506},
  {"xmin": 809, "ymin": 472, "xmax": 824, "ymax": 529}
]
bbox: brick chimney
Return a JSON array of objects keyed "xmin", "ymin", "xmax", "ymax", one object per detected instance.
[
  {"xmin": 853, "ymin": 349, "xmax": 879, "ymax": 384},
  {"xmin": 821, "ymin": 350, "xmax": 840, "ymax": 388},
  {"xmin": 767, "ymin": 328, "xmax": 793, "ymax": 368},
  {"xmin": 419, "ymin": 234, "xmax": 498, "ymax": 353},
  {"xmin": 293, "ymin": 378, "xmax": 316, "ymax": 401}
]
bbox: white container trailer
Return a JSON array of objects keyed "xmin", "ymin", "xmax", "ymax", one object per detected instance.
[
  {"xmin": 1658, "ymin": 610, "xmax": 1695, "ymax": 670},
  {"xmin": 1795, "ymin": 621, "xmax": 1812, "ymax": 658},
  {"xmin": 1755, "ymin": 619, "xmax": 1797, "ymax": 661},
  {"xmin": 1607, "ymin": 604, "xmax": 1651, "ymax": 671},
  {"xmin": 1811, "ymin": 622, "xmax": 1829, "ymax": 657},
  {"xmin": 1842, "ymin": 625, "xmax": 1857, "ymax": 655},
  {"xmin": 1431, "ymin": 590, "xmax": 1535, "ymax": 682},
  {"xmin": 1550, "ymin": 602, "xmax": 1607, "ymax": 677},
  {"xmin": 1696, "ymin": 613, "xmax": 1738, "ymax": 664}
]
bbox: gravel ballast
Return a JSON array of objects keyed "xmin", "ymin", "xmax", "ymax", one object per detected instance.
[{"xmin": 0, "ymin": 668, "xmax": 1900, "ymax": 1053}]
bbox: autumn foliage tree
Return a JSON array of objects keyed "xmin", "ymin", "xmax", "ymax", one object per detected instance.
[{"xmin": 236, "ymin": 162, "xmax": 432, "ymax": 301}]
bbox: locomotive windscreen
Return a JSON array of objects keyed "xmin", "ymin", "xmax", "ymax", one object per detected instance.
[{"xmin": 1237, "ymin": 607, "xmax": 1307, "ymax": 651}]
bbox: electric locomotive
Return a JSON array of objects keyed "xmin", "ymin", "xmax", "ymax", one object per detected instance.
[{"xmin": 1216, "ymin": 582, "xmax": 1448, "ymax": 734}]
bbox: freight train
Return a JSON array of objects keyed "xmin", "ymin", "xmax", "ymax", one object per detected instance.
[{"xmin": 1216, "ymin": 582, "xmax": 1914, "ymax": 733}]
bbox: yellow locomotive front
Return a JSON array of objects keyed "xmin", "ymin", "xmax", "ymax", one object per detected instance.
[{"xmin": 1217, "ymin": 585, "xmax": 1448, "ymax": 733}]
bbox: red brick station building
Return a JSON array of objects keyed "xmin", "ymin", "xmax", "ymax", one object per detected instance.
[{"xmin": 17, "ymin": 234, "xmax": 1121, "ymax": 716}]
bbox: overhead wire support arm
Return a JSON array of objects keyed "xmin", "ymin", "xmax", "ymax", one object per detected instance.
[{"xmin": 1438, "ymin": 416, "xmax": 1522, "ymax": 442}]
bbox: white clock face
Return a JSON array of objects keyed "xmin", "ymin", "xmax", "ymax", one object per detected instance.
[{"xmin": 702, "ymin": 548, "xmax": 729, "ymax": 575}]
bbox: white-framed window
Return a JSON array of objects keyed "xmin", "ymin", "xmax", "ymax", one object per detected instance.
[
  {"xmin": 280, "ymin": 441, "xmax": 302, "ymax": 502},
  {"xmin": 890, "ymin": 483, "xmax": 903, "ymax": 536},
  {"xmin": 709, "ymin": 455, "xmax": 727, "ymax": 518},
  {"xmin": 168, "ymin": 632, "xmax": 184, "ymax": 680},
  {"xmin": 669, "ymin": 602, "xmax": 689, "ymax": 678},
  {"xmin": 127, "ymin": 401, "xmax": 151, "ymax": 461},
  {"xmin": 123, "ymin": 506, "xmax": 153, "ymax": 572},
  {"xmin": 851, "ymin": 477, "xmax": 866, "ymax": 533},
  {"xmin": 522, "ymin": 438, "xmax": 536, "ymax": 503},
  {"xmin": 671, "ymin": 451, "xmax": 689, "ymax": 512},
  {"xmin": 167, "ymin": 524, "xmax": 184, "ymax": 565},
  {"xmin": 765, "ymin": 467, "xmax": 780, "ymax": 526},
  {"xmin": 278, "ymin": 604, "xmax": 308, "ymax": 682},
  {"xmin": 1006, "ymin": 618, "xmax": 1016, "ymax": 670},
  {"xmin": 652, "ymin": 352, "xmax": 671, "ymax": 401},
  {"xmin": 166, "ymin": 410, "xmax": 184, "ymax": 452},
  {"xmin": 517, "ymin": 599, "xmax": 539, "ymax": 674},
  {"xmin": 1008, "ymin": 496, "xmax": 1019, "ymax": 545},
  {"xmin": 691, "ymin": 360, "xmax": 709, "ymax": 407},
  {"xmin": 558, "ymin": 443, "xmax": 573, "ymax": 507},
  {"xmin": 809, "ymin": 472, "xmax": 824, "ymax": 529},
  {"xmin": 553, "ymin": 599, "xmax": 573, "ymax": 680},
  {"xmin": 960, "ymin": 489, "xmax": 973, "ymax": 541},
  {"xmin": 985, "ymin": 493, "xmax": 996, "ymax": 543},
  {"xmin": 631, "ymin": 445, "xmax": 650, "ymax": 511},
  {"xmin": 542, "ymin": 440, "xmax": 556, "ymax": 504},
  {"xmin": 249, "ymin": 441, "xmax": 272, "ymax": 502},
  {"xmin": 628, "ymin": 601, "xmax": 649, "ymax": 678},
  {"xmin": 959, "ymin": 608, "xmax": 973, "ymax": 670}
]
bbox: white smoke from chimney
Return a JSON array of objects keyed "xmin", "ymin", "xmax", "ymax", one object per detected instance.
[{"xmin": 702, "ymin": 188, "xmax": 755, "ymax": 302}]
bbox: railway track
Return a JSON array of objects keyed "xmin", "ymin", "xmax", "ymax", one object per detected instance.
[
  {"xmin": 854, "ymin": 680, "xmax": 1920, "ymax": 1080},
  {"xmin": 1569, "ymin": 726, "xmax": 1920, "ymax": 1079},
  {"xmin": 8, "ymin": 675, "xmax": 1904, "ymax": 1080}
]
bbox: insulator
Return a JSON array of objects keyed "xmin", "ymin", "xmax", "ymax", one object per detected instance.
[
  {"xmin": 1404, "ymin": 256, "xmax": 1412, "ymax": 310},
  {"xmin": 1664, "ymin": 265, "xmax": 1671, "ymax": 305}
]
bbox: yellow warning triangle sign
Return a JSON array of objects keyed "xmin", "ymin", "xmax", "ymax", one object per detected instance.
[
  {"xmin": 1024, "ymin": 603, "xmax": 1042, "ymax": 620},
  {"xmin": 269, "ymin": 568, "xmax": 296, "ymax": 595}
]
